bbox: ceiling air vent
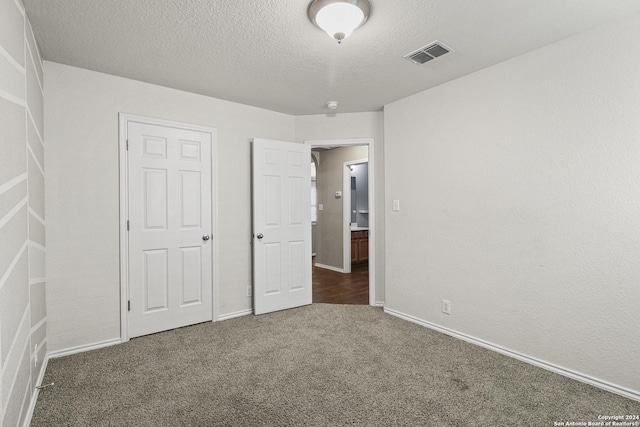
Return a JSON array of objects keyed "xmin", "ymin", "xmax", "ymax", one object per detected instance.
[{"xmin": 404, "ymin": 41, "xmax": 453, "ymax": 65}]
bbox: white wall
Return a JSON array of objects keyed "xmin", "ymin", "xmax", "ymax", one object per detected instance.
[
  {"xmin": 296, "ymin": 112, "xmax": 385, "ymax": 304},
  {"xmin": 384, "ymin": 15, "xmax": 640, "ymax": 396},
  {"xmin": 0, "ymin": 0, "xmax": 47, "ymax": 425},
  {"xmin": 44, "ymin": 62, "xmax": 295, "ymax": 352}
]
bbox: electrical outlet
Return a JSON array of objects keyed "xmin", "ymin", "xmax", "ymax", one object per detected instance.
[
  {"xmin": 442, "ymin": 299, "xmax": 451, "ymax": 315},
  {"xmin": 247, "ymin": 286, "xmax": 252, "ymax": 297}
]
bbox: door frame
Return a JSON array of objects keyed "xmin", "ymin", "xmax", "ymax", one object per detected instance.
[
  {"xmin": 304, "ymin": 138, "xmax": 376, "ymax": 306},
  {"xmin": 343, "ymin": 158, "xmax": 368, "ymax": 274},
  {"xmin": 118, "ymin": 113, "xmax": 219, "ymax": 342}
]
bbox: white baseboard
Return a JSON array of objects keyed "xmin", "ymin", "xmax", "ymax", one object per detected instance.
[
  {"xmin": 217, "ymin": 309, "xmax": 253, "ymax": 321},
  {"xmin": 374, "ymin": 301, "xmax": 384, "ymax": 307},
  {"xmin": 314, "ymin": 263, "xmax": 344, "ymax": 273},
  {"xmin": 47, "ymin": 337, "xmax": 122, "ymax": 360},
  {"xmin": 383, "ymin": 307, "xmax": 640, "ymax": 402},
  {"xmin": 22, "ymin": 353, "xmax": 49, "ymax": 427}
]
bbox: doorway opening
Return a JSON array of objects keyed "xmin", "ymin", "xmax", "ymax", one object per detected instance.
[{"xmin": 305, "ymin": 138, "xmax": 375, "ymax": 306}]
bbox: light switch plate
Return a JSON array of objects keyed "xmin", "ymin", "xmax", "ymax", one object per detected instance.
[{"xmin": 393, "ymin": 199, "xmax": 400, "ymax": 211}]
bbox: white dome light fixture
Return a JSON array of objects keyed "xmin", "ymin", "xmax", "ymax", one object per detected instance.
[{"xmin": 308, "ymin": 0, "xmax": 371, "ymax": 44}]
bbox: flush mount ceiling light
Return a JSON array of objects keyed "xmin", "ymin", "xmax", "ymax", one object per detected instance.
[{"xmin": 308, "ymin": 0, "xmax": 371, "ymax": 44}]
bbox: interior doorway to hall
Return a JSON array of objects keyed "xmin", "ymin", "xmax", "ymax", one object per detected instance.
[{"xmin": 309, "ymin": 143, "xmax": 371, "ymax": 305}]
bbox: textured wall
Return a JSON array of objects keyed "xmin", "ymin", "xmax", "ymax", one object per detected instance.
[
  {"xmin": 0, "ymin": 0, "xmax": 46, "ymax": 425},
  {"xmin": 44, "ymin": 62, "xmax": 295, "ymax": 352},
  {"xmin": 384, "ymin": 14, "xmax": 640, "ymax": 395},
  {"xmin": 314, "ymin": 146, "xmax": 368, "ymax": 271},
  {"xmin": 295, "ymin": 112, "xmax": 385, "ymax": 304}
]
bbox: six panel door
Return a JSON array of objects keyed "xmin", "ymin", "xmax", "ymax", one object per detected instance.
[
  {"xmin": 252, "ymin": 138, "xmax": 312, "ymax": 315},
  {"xmin": 127, "ymin": 121, "xmax": 213, "ymax": 338}
]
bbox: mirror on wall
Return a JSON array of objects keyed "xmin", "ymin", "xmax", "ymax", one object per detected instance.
[
  {"xmin": 350, "ymin": 162, "xmax": 368, "ymax": 228},
  {"xmin": 311, "ymin": 154, "xmax": 319, "ymax": 257},
  {"xmin": 351, "ymin": 176, "xmax": 357, "ymax": 224},
  {"xmin": 311, "ymin": 155, "xmax": 318, "ymax": 223}
]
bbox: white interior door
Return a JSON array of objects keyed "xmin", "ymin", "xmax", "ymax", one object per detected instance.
[
  {"xmin": 127, "ymin": 120, "xmax": 213, "ymax": 338},
  {"xmin": 252, "ymin": 138, "xmax": 312, "ymax": 315}
]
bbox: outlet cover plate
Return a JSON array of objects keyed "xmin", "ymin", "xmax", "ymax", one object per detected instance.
[{"xmin": 442, "ymin": 299, "xmax": 451, "ymax": 315}]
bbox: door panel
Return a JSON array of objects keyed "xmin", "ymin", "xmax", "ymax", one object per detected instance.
[
  {"xmin": 252, "ymin": 138, "xmax": 311, "ymax": 315},
  {"xmin": 289, "ymin": 242, "xmax": 304, "ymax": 291},
  {"xmin": 180, "ymin": 171, "xmax": 201, "ymax": 228},
  {"xmin": 128, "ymin": 121, "xmax": 213, "ymax": 338},
  {"xmin": 180, "ymin": 246, "xmax": 202, "ymax": 305},
  {"xmin": 143, "ymin": 168, "xmax": 168, "ymax": 230},
  {"xmin": 143, "ymin": 249, "xmax": 168, "ymax": 312}
]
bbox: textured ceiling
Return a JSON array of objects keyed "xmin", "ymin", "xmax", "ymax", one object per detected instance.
[{"xmin": 23, "ymin": 0, "xmax": 640, "ymax": 115}]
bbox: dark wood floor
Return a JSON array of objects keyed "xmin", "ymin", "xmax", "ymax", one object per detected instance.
[{"xmin": 312, "ymin": 259, "xmax": 369, "ymax": 305}]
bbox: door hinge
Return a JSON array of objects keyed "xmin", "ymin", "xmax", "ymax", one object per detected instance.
[
  {"xmin": 126, "ymin": 139, "xmax": 129, "ymax": 150},
  {"xmin": 127, "ymin": 220, "xmax": 130, "ymax": 231},
  {"xmin": 127, "ymin": 300, "xmax": 130, "ymax": 311}
]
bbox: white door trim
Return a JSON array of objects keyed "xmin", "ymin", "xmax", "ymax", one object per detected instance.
[
  {"xmin": 343, "ymin": 158, "xmax": 368, "ymax": 274},
  {"xmin": 118, "ymin": 113, "xmax": 219, "ymax": 342},
  {"xmin": 304, "ymin": 138, "xmax": 376, "ymax": 306}
]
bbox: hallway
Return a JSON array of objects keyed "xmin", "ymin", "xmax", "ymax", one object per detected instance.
[{"xmin": 312, "ymin": 260, "xmax": 369, "ymax": 305}]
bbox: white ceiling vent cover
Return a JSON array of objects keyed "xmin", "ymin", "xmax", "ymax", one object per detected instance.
[{"xmin": 404, "ymin": 41, "xmax": 453, "ymax": 65}]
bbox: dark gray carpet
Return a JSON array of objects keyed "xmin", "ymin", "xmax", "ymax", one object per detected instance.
[{"xmin": 31, "ymin": 304, "xmax": 639, "ymax": 426}]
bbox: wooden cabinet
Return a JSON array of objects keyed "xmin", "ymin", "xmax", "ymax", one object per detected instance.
[{"xmin": 351, "ymin": 230, "xmax": 368, "ymax": 264}]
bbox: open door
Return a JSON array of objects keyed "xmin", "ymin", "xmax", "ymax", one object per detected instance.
[{"xmin": 252, "ymin": 138, "xmax": 312, "ymax": 315}]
